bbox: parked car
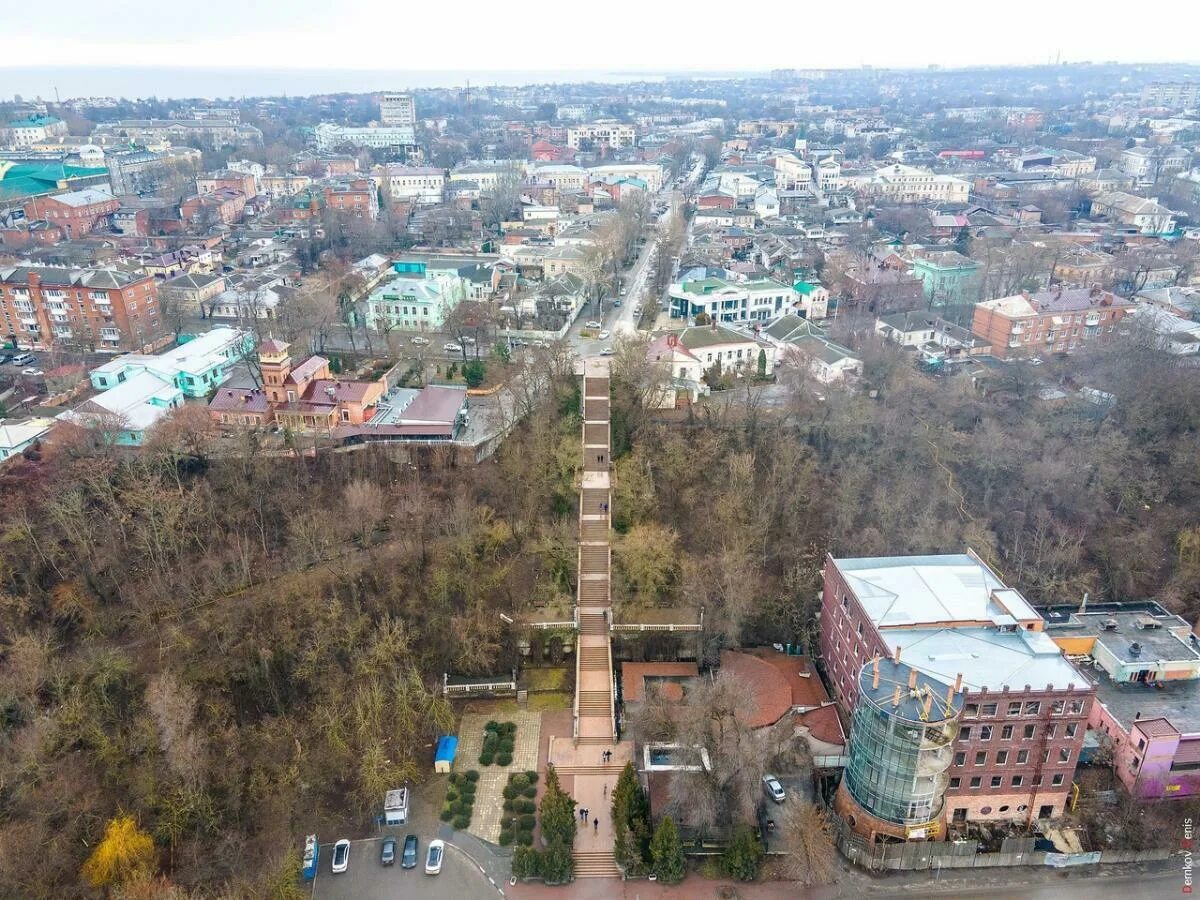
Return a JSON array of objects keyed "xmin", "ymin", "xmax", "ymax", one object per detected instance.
[
  {"xmin": 762, "ymin": 774, "xmax": 786, "ymax": 803},
  {"xmin": 21, "ymin": 368, "xmax": 44, "ymax": 377},
  {"xmin": 10, "ymin": 353, "xmax": 35, "ymax": 366},
  {"xmin": 442, "ymin": 343, "xmax": 463, "ymax": 353},
  {"xmin": 612, "ymin": 299, "xmax": 622, "ymax": 307},
  {"xmin": 425, "ymin": 839, "xmax": 444, "ymax": 875},
  {"xmin": 585, "ymin": 320, "xmax": 602, "ymax": 329},
  {"xmin": 332, "ymin": 839, "xmax": 351, "ymax": 873},
  {"xmin": 380, "ymin": 836, "xmax": 396, "ymax": 866},
  {"xmin": 402, "ymin": 834, "xmax": 418, "ymax": 869},
  {"xmin": 411, "ymin": 335, "xmax": 430, "ymax": 345},
  {"xmin": 461, "ymin": 335, "xmax": 476, "ymax": 344},
  {"xmin": 600, "ymin": 347, "xmax": 614, "ymax": 357},
  {"xmin": 598, "ymin": 330, "xmax": 610, "ymax": 340}
]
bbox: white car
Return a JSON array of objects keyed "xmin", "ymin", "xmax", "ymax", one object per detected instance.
[
  {"xmin": 425, "ymin": 839, "xmax": 444, "ymax": 875},
  {"xmin": 585, "ymin": 320, "xmax": 602, "ymax": 330},
  {"xmin": 600, "ymin": 347, "xmax": 614, "ymax": 357},
  {"xmin": 21, "ymin": 368, "xmax": 44, "ymax": 377},
  {"xmin": 462, "ymin": 335, "xmax": 476, "ymax": 344},
  {"xmin": 762, "ymin": 774, "xmax": 786, "ymax": 804},
  {"xmin": 411, "ymin": 335, "xmax": 430, "ymax": 345},
  {"xmin": 331, "ymin": 838, "xmax": 351, "ymax": 873},
  {"xmin": 598, "ymin": 330, "xmax": 610, "ymax": 340},
  {"xmin": 443, "ymin": 343, "xmax": 463, "ymax": 354}
]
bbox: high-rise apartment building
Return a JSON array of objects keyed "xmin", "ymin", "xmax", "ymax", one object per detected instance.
[{"xmin": 380, "ymin": 93, "xmax": 416, "ymax": 127}]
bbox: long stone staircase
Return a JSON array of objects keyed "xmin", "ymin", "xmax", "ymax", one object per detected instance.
[{"xmin": 560, "ymin": 359, "xmax": 626, "ymax": 878}]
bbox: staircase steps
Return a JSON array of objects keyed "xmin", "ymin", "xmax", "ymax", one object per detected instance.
[
  {"xmin": 580, "ymin": 521, "xmax": 609, "ymax": 543},
  {"xmin": 579, "ymin": 648, "xmax": 609, "ymax": 668},
  {"xmin": 579, "ymin": 545, "xmax": 608, "ymax": 571},
  {"xmin": 578, "ymin": 691, "xmax": 612, "ymax": 714},
  {"xmin": 579, "ymin": 614, "xmax": 607, "ymax": 635},
  {"xmin": 573, "ymin": 851, "xmax": 622, "ymax": 878},
  {"xmin": 584, "ymin": 400, "xmax": 610, "ymax": 420},
  {"xmin": 584, "ymin": 378, "xmax": 609, "ymax": 395},
  {"xmin": 576, "ymin": 735, "xmax": 614, "ymax": 745},
  {"xmin": 584, "ymin": 422, "xmax": 609, "ymax": 446},
  {"xmin": 553, "ymin": 765, "xmax": 623, "ymax": 776}
]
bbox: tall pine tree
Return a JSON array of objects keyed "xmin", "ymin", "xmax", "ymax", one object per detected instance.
[
  {"xmin": 650, "ymin": 815, "xmax": 685, "ymax": 884},
  {"xmin": 610, "ymin": 761, "xmax": 651, "ymax": 875}
]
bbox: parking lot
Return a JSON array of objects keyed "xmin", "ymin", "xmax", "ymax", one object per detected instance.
[{"xmin": 309, "ymin": 834, "xmax": 499, "ymax": 899}]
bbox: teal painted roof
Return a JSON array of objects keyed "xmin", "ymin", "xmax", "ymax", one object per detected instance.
[
  {"xmin": 794, "ymin": 281, "xmax": 820, "ymax": 295},
  {"xmin": 0, "ymin": 161, "xmax": 108, "ymax": 202},
  {"xmin": 9, "ymin": 115, "xmax": 63, "ymax": 128}
]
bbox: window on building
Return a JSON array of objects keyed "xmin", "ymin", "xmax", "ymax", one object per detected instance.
[
  {"xmin": 1024, "ymin": 725, "xmax": 1036, "ymax": 739},
  {"xmin": 1059, "ymin": 748, "xmax": 1071, "ymax": 764},
  {"xmin": 1017, "ymin": 750, "xmax": 1029, "ymax": 765},
  {"xmin": 975, "ymin": 751, "xmax": 987, "ymax": 766},
  {"xmin": 997, "ymin": 751, "xmax": 1009, "ymax": 765},
  {"xmin": 970, "ymin": 777, "xmax": 981, "ymax": 789},
  {"xmin": 991, "ymin": 776, "xmax": 1003, "ymax": 788},
  {"xmin": 950, "ymin": 777, "xmax": 961, "ymax": 789},
  {"xmin": 1012, "ymin": 775, "xmax": 1024, "ymax": 787},
  {"xmin": 980, "ymin": 726, "xmax": 993, "ymax": 741},
  {"xmin": 954, "ymin": 752, "xmax": 966, "ymax": 766},
  {"xmin": 1001, "ymin": 725, "xmax": 1014, "ymax": 740},
  {"xmin": 958, "ymin": 727, "xmax": 971, "ymax": 742},
  {"xmin": 1052, "ymin": 774, "xmax": 1065, "ymax": 787},
  {"xmin": 1051, "ymin": 700, "xmax": 1065, "ymax": 715},
  {"xmin": 1008, "ymin": 702, "xmax": 1022, "ymax": 716},
  {"xmin": 1068, "ymin": 700, "xmax": 1085, "ymax": 715},
  {"xmin": 1066, "ymin": 724, "xmax": 1078, "ymax": 739},
  {"xmin": 981, "ymin": 703, "xmax": 997, "ymax": 717},
  {"xmin": 1045, "ymin": 725, "xmax": 1057, "ymax": 739},
  {"xmin": 1025, "ymin": 702, "xmax": 1041, "ymax": 716}
]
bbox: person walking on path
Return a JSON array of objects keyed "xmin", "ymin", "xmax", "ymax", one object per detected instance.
[
  {"xmin": 603, "ymin": 783, "xmax": 608, "ymax": 798},
  {"xmin": 593, "ymin": 817, "xmax": 599, "ymax": 833}
]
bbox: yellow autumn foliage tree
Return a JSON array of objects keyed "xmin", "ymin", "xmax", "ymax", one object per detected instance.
[{"xmin": 81, "ymin": 815, "xmax": 156, "ymax": 889}]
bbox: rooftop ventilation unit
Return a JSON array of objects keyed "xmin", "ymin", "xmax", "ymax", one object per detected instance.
[{"xmin": 1100, "ymin": 619, "xmax": 1119, "ymax": 631}]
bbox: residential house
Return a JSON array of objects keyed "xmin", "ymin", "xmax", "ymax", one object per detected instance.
[
  {"xmin": 972, "ymin": 287, "xmax": 1135, "ymax": 359},
  {"xmin": 792, "ymin": 279, "xmax": 829, "ymax": 320},
  {"xmin": 59, "ymin": 370, "xmax": 184, "ymax": 445},
  {"xmin": 586, "ymin": 163, "xmax": 663, "ymax": 192},
  {"xmin": 22, "ymin": 188, "xmax": 119, "ymax": 239},
  {"xmin": 1089, "ymin": 192, "xmax": 1177, "ymax": 236},
  {"xmin": 875, "ymin": 310, "xmax": 990, "ymax": 365},
  {"xmin": 761, "ymin": 315, "xmax": 861, "ymax": 383},
  {"xmin": 908, "ymin": 250, "xmax": 982, "ymax": 307},
  {"xmin": 774, "ymin": 153, "xmax": 813, "ymax": 190},
  {"xmin": 325, "ymin": 178, "xmax": 380, "ymax": 219},
  {"xmin": 157, "ymin": 272, "xmax": 226, "ymax": 319},
  {"xmin": 88, "ymin": 327, "xmax": 252, "ymax": 399},
  {"xmin": 1137, "ymin": 285, "xmax": 1200, "ymax": 319},
  {"xmin": 644, "ymin": 332, "xmax": 707, "ymax": 409},
  {"xmin": 1119, "ymin": 145, "xmax": 1191, "ymax": 186},
  {"xmin": 312, "ymin": 122, "xmax": 416, "ymax": 151},
  {"xmin": 566, "ymin": 121, "xmax": 637, "ymax": 151},
  {"xmin": 822, "ymin": 553, "xmax": 1093, "ymax": 840},
  {"xmin": 0, "ymin": 417, "xmax": 56, "ymax": 461},
  {"xmin": 8, "ymin": 115, "xmax": 68, "ymax": 147},
  {"xmin": 676, "ymin": 322, "xmax": 776, "ymax": 376},
  {"xmin": 1128, "ymin": 304, "xmax": 1200, "ymax": 354},
  {"xmin": 260, "ymin": 173, "xmax": 312, "ymax": 199}
]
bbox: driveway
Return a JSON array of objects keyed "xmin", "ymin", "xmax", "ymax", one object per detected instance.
[{"xmin": 310, "ymin": 836, "xmax": 501, "ymax": 900}]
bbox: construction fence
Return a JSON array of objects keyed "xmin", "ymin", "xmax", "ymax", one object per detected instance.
[{"xmin": 827, "ymin": 808, "xmax": 1173, "ymax": 872}]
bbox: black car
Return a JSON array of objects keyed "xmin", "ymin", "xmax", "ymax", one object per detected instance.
[
  {"xmin": 401, "ymin": 834, "xmax": 418, "ymax": 869},
  {"xmin": 381, "ymin": 836, "xmax": 396, "ymax": 866}
]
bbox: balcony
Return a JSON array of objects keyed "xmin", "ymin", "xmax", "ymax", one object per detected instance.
[
  {"xmin": 1085, "ymin": 313, "xmax": 1101, "ymax": 326},
  {"xmin": 1010, "ymin": 323, "xmax": 1025, "ymax": 335}
]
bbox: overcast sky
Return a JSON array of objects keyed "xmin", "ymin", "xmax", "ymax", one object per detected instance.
[{"xmin": 4, "ymin": 0, "xmax": 1199, "ymax": 73}]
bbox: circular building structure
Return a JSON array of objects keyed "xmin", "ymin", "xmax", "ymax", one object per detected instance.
[{"xmin": 835, "ymin": 655, "xmax": 964, "ymax": 843}]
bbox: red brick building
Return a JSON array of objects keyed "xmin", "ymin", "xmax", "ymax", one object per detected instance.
[
  {"xmin": 196, "ymin": 171, "xmax": 257, "ymax": 198},
  {"xmin": 821, "ymin": 553, "xmax": 1093, "ymax": 837},
  {"xmin": 972, "ymin": 286, "xmax": 1135, "ymax": 359},
  {"xmin": 0, "ymin": 265, "xmax": 162, "ymax": 351},
  {"xmin": 180, "ymin": 188, "xmax": 246, "ymax": 226},
  {"xmin": 23, "ymin": 188, "xmax": 120, "ymax": 239},
  {"xmin": 324, "ymin": 179, "xmax": 379, "ymax": 220}
]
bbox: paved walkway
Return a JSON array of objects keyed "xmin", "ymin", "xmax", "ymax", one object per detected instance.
[{"xmin": 457, "ymin": 710, "xmax": 541, "ymax": 842}]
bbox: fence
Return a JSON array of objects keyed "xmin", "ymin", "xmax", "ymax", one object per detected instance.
[
  {"xmin": 442, "ymin": 672, "xmax": 518, "ymax": 698},
  {"xmin": 826, "ymin": 806, "xmax": 1172, "ymax": 872}
]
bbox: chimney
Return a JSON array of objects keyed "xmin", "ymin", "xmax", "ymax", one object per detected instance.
[
  {"xmin": 1080, "ymin": 592, "xmax": 1089, "ymax": 614},
  {"xmin": 946, "ymin": 684, "xmax": 956, "ymax": 708},
  {"xmin": 908, "ymin": 668, "xmax": 918, "ymax": 690},
  {"xmin": 954, "ymin": 672, "xmax": 963, "ymax": 693},
  {"xmin": 872, "ymin": 657, "xmax": 880, "ymax": 689},
  {"xmin": 892, "ymin": 685, "xmax": 902, "ymax": 707},
  {"xmin": 893, "ymin": 644, "xmax": 901, "ymax": 664},
  {"xmin": 923, "ymin": 691, "xmax": 934, "ymax": 720}
]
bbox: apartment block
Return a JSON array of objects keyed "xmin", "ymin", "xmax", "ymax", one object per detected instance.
[{"xmin": 0, "ymin": 265, "xmax": 161, "ymax": 351}]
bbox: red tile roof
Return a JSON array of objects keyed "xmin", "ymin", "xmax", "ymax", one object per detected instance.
[
  {"xmin": 621, "ymin": 662, "xmax": 699, "ymax": 703},
  {"xmin": 259, "ymin": 338, "xmax": 289, "ymax": 353},
  {"xmin": 285, "ymin": 355, "xmax": 328, "ymax": 385},
  {"xmin": 719, "ymin": 651, "xmax": 793, "ymax": 728},
  {"xmin": 302, "ymin": 379, "xmax": 374, "ymax": 404},
  {"xmin": 746, "ymin": 648, "xmax": 831, "ymax": 709},
  {"xmin": 797, "ymin": 705, "xmax": 846, "ymax": 747},
  {"xmin": 208, "ymin": 388, "xmax": 271, "ymax": 413}
]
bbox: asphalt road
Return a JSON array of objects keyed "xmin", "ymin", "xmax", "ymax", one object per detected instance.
[{"xmin": 310, "ymin": 835, "xmax": 500, "ymax": 900}]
